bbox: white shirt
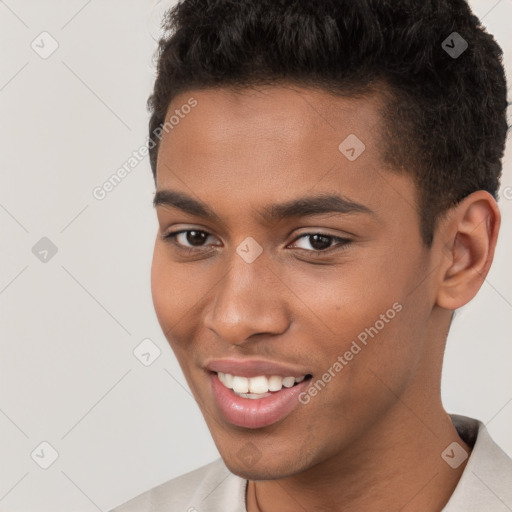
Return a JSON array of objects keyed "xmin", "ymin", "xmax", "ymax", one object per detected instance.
[{"xmin": 110, "ymin": 415, "xmax": 512, "ymax": 511}]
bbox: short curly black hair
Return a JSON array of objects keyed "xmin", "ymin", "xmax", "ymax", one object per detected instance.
[{"xmin": 147, "ymin": 0, "xmax": 508, "ymax": 245}]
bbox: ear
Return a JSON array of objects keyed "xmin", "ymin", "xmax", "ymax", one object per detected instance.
[{"xmin": 435, "ymin": 191, "xmax": 501, "ymax": 310}]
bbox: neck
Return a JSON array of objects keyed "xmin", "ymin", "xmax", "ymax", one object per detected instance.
[{"xmin": 247, "ymin": 403, "xmax": 470, "ymax": 512}]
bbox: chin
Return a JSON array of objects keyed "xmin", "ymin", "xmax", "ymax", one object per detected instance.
[
  {"xmin": 224, "ymin": 462, "xmax": 286, "ymax": 481},
  {"xmin": 221, "ymin": 452, "xmax": 308, "ymax": 481}
]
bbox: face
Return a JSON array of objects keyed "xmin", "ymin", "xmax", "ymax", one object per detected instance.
[{"xmin": 151, "ymin": 85, "xmax": 439, "ymax": 480}]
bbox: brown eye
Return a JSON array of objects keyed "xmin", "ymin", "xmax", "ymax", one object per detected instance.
[
  {"xmin": 163, "ymin": 229, "xmax": 217, "ymax": 251},
  {"xmin": 181, "ymin": 230, "xmax": 208, "ymax": 246},
  {"xmin": 288, "ymin": 233, "xmax": 352, "ymax": 253}
]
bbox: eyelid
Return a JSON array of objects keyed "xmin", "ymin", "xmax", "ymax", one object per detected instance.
[
  {"xmin": 162, "ymin": 228, "xmax": 352, "ymax": 254},
  {"xmin": 161, "ymin": 228, "xmax": 219, "ymax": 250},
  {"xmin": 287, "ymin": 232, "xmax": 352, "ymax": 253}
]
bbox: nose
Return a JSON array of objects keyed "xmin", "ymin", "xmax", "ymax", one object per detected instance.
[{"xmin": 203, "ymin": 251, "xmax": 289, "ymax": 345}]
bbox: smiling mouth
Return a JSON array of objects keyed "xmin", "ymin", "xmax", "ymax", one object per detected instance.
[{"xmin": 213, "ymin": 371, "xmax": 313, "ymax": 399}]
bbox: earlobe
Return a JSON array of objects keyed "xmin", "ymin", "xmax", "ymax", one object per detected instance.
[{"xmin": 436, "ymin": 191, "xmax": 501, "ymax": 310}]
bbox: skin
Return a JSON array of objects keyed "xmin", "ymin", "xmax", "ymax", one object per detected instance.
[{"xmin": 150, "ymin": 84, "xmax": 500, "ymax": 512}]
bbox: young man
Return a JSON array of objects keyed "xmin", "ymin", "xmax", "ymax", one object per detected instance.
[{"xmin": 112, "ymin": 0, "xmax": 511, "ymax": 510}]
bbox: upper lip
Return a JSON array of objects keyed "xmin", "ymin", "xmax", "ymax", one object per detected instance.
[{"xmin": 205, "ymin": 358, "xmax": 312, "ymax": 378}]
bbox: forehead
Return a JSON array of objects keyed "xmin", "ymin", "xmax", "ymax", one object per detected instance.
[
  {"xmin": 155, "ymin": 85, "xmax": 413, "ymax": 224},
  {"xmin": 162, "ymin": 84, "xmax": 384, "ymax": 152}
]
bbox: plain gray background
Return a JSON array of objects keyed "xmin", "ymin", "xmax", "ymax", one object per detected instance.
[{"xmin": 0, "ymin": 1, "xmax": 510, "ymax": 510}]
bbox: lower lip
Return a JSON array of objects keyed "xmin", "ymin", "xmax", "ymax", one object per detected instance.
[{"xmin": 209, "ymin": 372, "xmax": 311, "ymax": 429}]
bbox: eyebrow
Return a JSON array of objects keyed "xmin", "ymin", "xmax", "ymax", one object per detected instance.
[{"xmin": 153, "ymin": 189, "xmax": 374, "ymax": 223}]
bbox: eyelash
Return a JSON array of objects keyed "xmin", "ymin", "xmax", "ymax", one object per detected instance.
[{"xmin": 161, "ymin": 229, "xmax": 352, "ymax": 256}]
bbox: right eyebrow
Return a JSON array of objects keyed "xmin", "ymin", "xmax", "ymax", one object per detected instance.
[{"xmin": 153, "ymin": 189, "xmax": 375, "ymax": 224}]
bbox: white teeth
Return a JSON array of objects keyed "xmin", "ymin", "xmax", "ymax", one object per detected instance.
[
  {"xmin": 268, "ymin": 375, "xmax": 283, "ymax": 392},
  {"xmin": 232, "ymin": 376, "xmax": 249, "ymax": 394},
  {"xmin": 237, "ymin": 392, "xmax": 273, "ymax": 399},
  {"xmin": 248, "ymin": 376, "xmax": 269, "ymax": 394},
  {"xmin": 217, "ymin": 373, "xmax": 308, "ymax": 395},
  {"xmin": 224, "ymin": 373, "xmax": 234, "ymax": 388},
  {"xmin": 282, "ymin": 376, "xmax": 296, "ymax": 388}
]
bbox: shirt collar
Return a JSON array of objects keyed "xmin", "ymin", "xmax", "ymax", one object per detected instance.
[{"xmin": 442, "ymin": 414, "xmax": 512, "ymax": 510}]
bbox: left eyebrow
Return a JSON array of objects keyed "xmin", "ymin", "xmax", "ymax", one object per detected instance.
[
  {"xmin": 259, "ymin": 193, "xmax": 374, "ymax": 223},
  {"xmin": 153, "ymin": 189, "xmax": 374, "ymax": 224}
]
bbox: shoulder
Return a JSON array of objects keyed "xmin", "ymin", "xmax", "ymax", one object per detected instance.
[
  {"xmin": 444, "ymin": 414, "xmax": 512, "ymax": 511},
  {"xmin": 109, "ymin": 457, "xmax": 247, "ymax": 512}
]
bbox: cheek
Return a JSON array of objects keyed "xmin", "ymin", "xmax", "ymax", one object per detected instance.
[
  {"xmin": 290, "ymin": 259, "xmax": 423, "ymax": 404},
  {"xmin": 150, "ymin": 241, "xmax": 217, "ymax": 349},
  {"xmin": 280, "ymin": 260, "xmax": 398, "ymax": 344},
  {"xmin": 150, "ymin": 242, "xmax": 170, "ymax": 328},
  {"xmin": 150, "ymin": 242, "xmax": 190, "ymax": 338},
  {"xmin": 150, "ymin": 245, "xmax": 204, "ymax": 385}
]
